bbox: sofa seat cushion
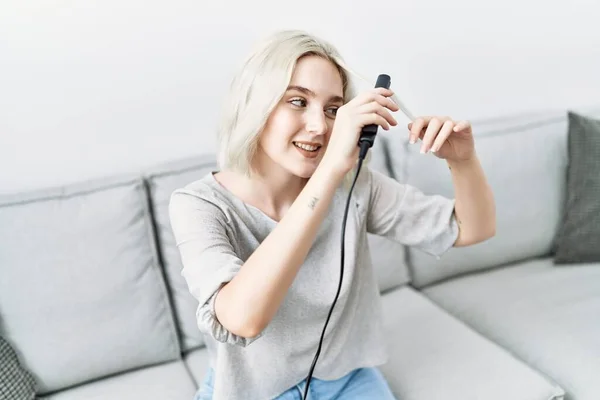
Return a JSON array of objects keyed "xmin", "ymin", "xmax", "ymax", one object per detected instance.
[
  {"xmin": 423, "ymin": 258, "xmax": 600, "ymax": 400},
  {"xmin": 179, "ymin": 288, "xmax": 564, "ymax": 400},
  {"xmin": 379, "ymin": 286, "xmax": 564, "ymax": 400},
  {"xmin": 38, "ymin": 360, "xmax": 197, "ymax": 400}
]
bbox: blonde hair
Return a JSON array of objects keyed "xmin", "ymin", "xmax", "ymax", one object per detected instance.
[{"xmin": 216, "ymin": 29, "xmax": 408, "ymax": 190}]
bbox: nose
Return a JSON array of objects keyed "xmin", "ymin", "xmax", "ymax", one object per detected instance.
[{"xmin": 305, "ymin": 108, "xmax": 328, "ymax": 136}]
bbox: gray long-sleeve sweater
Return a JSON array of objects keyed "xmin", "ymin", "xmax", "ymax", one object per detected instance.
[{"xmin": 168, "ymin": 165, "xmax": 459, "ymax": 400}]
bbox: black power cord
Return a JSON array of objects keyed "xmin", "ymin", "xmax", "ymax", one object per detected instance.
[{"xmin": 301, "ymin": 75, "xmax": 391, "ymax": 400}]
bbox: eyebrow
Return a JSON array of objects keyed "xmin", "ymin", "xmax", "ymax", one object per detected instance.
[{"xmin": 286, "ymin": 85, "xmax": 344, "ymax": 103}]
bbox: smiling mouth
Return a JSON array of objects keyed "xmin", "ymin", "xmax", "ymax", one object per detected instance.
[{"xmin": 292, "ymin": 142, "xmax": 322, "ymax": 152}]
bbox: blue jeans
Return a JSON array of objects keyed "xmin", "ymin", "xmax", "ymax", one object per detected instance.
[{"xmin": 194, "ymin": 367, "xmax": 397, "ymax": 399}]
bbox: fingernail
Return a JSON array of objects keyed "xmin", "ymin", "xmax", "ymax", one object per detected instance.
[
  {"xmin": 420, "ymin": 146, "xmax": 426, "ymax": 154},
  {"xmin": 409, "ymin": 137, "xmax": 416, "ymax": 144}
]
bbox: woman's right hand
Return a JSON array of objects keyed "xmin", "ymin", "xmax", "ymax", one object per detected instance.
[{"xmin": 320, "ymin": 87, "xmax": 399, "ymax": 175}]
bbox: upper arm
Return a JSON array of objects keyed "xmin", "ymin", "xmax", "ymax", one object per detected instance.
[
  {"xmin": 168, "ymin": 189, "xmax": 262, "ymax": 346},
  {"xmin": 169, "ymin": 189, "xmax": 242, "ymax": 305}
]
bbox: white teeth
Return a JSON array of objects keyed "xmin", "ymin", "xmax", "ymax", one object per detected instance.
[{"xmin": 294, "ymin": 142, "xmax": 320, "ymax": 151}]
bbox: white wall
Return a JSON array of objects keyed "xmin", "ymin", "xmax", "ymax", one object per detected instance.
[{"xmin": 1, "ymin": 0, "xmax": 599, "ymax": 194}]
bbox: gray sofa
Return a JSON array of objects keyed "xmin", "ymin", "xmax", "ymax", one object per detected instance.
[{"xmin": 1, "ymin": 109, "xmax": 599, "ymax": 400}]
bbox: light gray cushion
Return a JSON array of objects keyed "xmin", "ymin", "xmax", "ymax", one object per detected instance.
[
  {"xmin": 183, "ymin": 347, "xmax": 211, "ymax": 387},
  {"xmin": 0, "ymin": 335, "xmax": 37, "ymax": 400},
  {"xmin": 379, "ymin": 286, "xmax": 565, "ymax": 400},
  {"xmin": 388, "ymin": 112, "xmax": 571, "ymax": 287},
  {"xmin": 423, "ymin": 257, "xmax": 600, "ymax": 400},
  {"xmin": 145, "ymin": 155, "xmax": 217, "ymax": 353},
  {"xmin": 38, "ymin": 361, "xmax": 197, "ymax": 400},
  {"xmin": 0, "ymin": 174, "xmax": 180, "ymax": 394},
  {"xmin": 554, "ymin": 111, "xmax": 600, "ymax": 263}
]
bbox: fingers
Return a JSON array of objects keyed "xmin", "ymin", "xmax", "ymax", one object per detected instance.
[
  {"xmin": 372, "ymin": 87, "xmax": 396, "ymax": 101},
  {"xmin": 407, "ymin": 116, "xmax": 454, "ymax": 153},
  {"xmin": 338, "ymin": 87, "xmax": 398, "ymax": 134},
  {"xmin": 453, "ymin": 120, "xmax": 471, "ymax": 132},
  {"xmin": 408, "ymin": 118, "xmax": 427, "ymax": 144},
  {"xmin": 359, "ymin": 113, "xmax": 391, "ymax": 131},
  {"xmin": 420, "ymin": 118, "xmax": 445, "ymax": 153},
  {"xmin": 354, "ymin": 88, "xmax": 399, "ymax": 112},
  {"xmin": 406, "ymin": 116, "xmax": 472, "ymax": 155},
  {"xmin": 356, "ymin": 101, "xmax": 398, "ymax": 128},
  {"xmin": 430, "ymin": 120, "xmax": 454, "ymax": 153}
]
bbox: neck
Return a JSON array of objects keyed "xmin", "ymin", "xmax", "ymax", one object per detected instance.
[{"xmin": 242, "ymin": 153, "xmax": 308, "ymax": 218}]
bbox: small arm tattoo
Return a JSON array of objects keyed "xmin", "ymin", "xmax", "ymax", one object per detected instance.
[{"xmin": 308, "ymin": 196, "xmax": 319, "ymax": 210}]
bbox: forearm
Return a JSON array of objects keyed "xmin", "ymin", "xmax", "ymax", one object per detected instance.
[
  {"xmin": 447, "ymin": 154, "xmax": 496, "ymax": 246},
  {"xmin": 215, "ymin": 162, "xmax": 345, "ymax": 338}
]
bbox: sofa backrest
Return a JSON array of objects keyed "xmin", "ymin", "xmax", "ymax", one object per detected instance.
[
  {"xmin": 0, "ymin": 173, "xmax": 180, "ymax": 395},
  {"xmin": 385, "ymin": 108, "xmax": 600, "ymax": 288},
  {"xmin": 145, "ymin": 155, "xmax": 217, "ymax": 353}
]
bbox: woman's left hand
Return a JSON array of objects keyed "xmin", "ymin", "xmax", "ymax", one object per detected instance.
[{"xmin": 408, "ymin": 116, "xmax": 475, "ymax": 161}]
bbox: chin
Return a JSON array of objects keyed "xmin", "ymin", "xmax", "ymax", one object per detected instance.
[
  {"xmin": 281, "ymin": 154, "xmax": 321, "ymax": 179},
  {"xmin": 287, "ymin": 162, "xmax": 318, "ymax": 179},
  {"xmin": 290, "ymin": 166, "xmax": 315, "ymax": 179}
]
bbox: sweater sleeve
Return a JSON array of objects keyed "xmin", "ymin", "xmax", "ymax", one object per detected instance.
[
  {"xmin": 168, "ymin": 188, "xmax": 263, "ymax": 347},
  {"xmin": 365, "ymin": 167, "xmax": 459, "ymax": 258}
]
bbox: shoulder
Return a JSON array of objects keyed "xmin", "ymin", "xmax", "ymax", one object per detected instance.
[
  {"xmin": 352, "ymin": 164, "xmax": 409, "ymax": 204},
  {"xmin": 352, "ymin": 163, "xmax": 402, "ymax": 191},
  {"xmin": 169, "ymin": 172, "xmax": 230, "ymax": 223},
  {"xmin": 170, "ymin": 172, "xmax": 215, "ymax": 202}
]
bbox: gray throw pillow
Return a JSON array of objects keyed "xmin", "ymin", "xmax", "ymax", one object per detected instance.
[
  {"xmin": 0, "ymin": 336, "xmax": 37, "ymax": 400},
  {"xmin": 553, "ymin": 111, "xmax": 600, "ymax": 264}
]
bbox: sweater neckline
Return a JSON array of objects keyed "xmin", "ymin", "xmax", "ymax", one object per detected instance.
[{"xmin": 207, "ymin": 171, "xmax": 280, "ymax": 225}]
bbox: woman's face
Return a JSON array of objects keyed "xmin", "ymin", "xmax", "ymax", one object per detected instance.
[{"xmin": 256, "ymin": 55, "xmax": 344, "ymax": 179}]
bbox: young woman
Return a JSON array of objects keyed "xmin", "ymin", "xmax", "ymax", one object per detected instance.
[{"xmin": 169, "ymin": 30, "xmax": 495, "ymax": 400}]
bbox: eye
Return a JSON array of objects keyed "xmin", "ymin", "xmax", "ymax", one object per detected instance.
[
  {"xmin": 326, "ymin": 107, "xmax": 339, "ymax": 117},
  {"xmin": 289, "ymin": 98, "xmax": 306, "ymax": 107}
]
